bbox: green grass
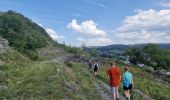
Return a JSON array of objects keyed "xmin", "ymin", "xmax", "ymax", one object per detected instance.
[
  {"xmin": 97, "ymin": 61, "xmax": 170, "ymax": 100},
  {"xmin": 0, "ymin": 48, "xmax": 101, "ymax": 100},
  {"xmin": 2, "ymin": 47, "xmax": 169, "ymax": 100},
  {"xmin": 63, "ymin": 62, "xmax": 101, "ymax": 100}
]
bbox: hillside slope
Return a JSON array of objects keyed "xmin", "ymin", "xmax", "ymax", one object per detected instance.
[
  {"xmin": 0, "ymin": 45, "xmax": 102, "ymax": 99},
  {"xmin": 0, "ymin": 11, "xmax": 56, "ymax": 59}
]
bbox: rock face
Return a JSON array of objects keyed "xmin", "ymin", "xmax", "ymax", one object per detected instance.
[{"xmin": 0, "ymin": 37, "xmax": 8, "ymax": 54}]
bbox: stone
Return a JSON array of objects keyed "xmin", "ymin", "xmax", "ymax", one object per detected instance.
[{"xmin": 0, "ymin": 37, "xmax": 8, "ymax": 54}]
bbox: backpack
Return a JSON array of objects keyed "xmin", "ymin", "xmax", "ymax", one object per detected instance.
[{"xmin": 94, "ymin": 64, "xmax": 98, "ymax": 69}]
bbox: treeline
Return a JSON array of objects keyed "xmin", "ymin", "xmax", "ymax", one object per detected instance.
[
  {"xmin": 0, "ymin": 10, "xmax": 55, "ymax": 59},
  {"xmin": 56, "ymin": 43, "xmax": 89, "ymax": 56},
  {"xmin": 125, "ymin": 44, "xmax": 170, "ymax": 70}
]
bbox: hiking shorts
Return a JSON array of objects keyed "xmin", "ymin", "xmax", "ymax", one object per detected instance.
[
  {"xmin": 110, "ymin": 86, "xmax": 119, "ymax": 94},
  {"xmin": 123, "ymin": 84, "xmax": 132, "ymax": 90}
]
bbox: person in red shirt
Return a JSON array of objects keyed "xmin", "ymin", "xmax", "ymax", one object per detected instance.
[{"xmin": 107, "ymin": 61, "xmax": 121, "ymax": 100}]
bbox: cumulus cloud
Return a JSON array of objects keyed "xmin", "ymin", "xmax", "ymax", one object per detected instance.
[
  {"xmin": 67, "ymin": 19, "xmax": 106, "ymax": 36},
  {"xmin": 160, "ymin": 2, "xmax": 170, "ymax": 7},
  {"xmin": 45, "ymin": 28, "xmax": 65, "ymax": 40},
  {"xmin": 77, "ymin": 37, "xmax": 113, "ymax": 46},
  {"xmin": 114, "ymin": 9, "xmax": 170, "ymax": 44}
]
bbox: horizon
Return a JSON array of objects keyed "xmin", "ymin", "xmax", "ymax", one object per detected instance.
[{"xmin": 0, "ymin": 0, "xmax": 170, "ymax": 46}]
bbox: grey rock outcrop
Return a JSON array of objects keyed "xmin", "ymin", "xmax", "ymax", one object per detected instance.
[{"xmin": 0, "ymin": 37, "xmax": 8, "ymax": 54}]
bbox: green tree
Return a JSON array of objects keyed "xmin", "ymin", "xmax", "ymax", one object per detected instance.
[{"xmin": 125, "ymin": 48, "xmax": 144, "ymax": 65}]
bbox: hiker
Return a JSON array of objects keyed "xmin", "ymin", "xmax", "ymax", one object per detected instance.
[
  {"xmin": 88, "ymin": 60, "xmax": 93, "ymax": 72},
  {"xmin": 122, "ymin": 66, "xmax": 133, "ymax": 100},
  {"xmin": 107, "ymin": 61, "xmax": 121, "ymax": 100},
  {"xmin": 94, "ymin": 62, "xmax": 99, "ymax": 76}
]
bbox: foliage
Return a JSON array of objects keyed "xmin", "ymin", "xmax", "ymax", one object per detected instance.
[
  {"xmin": 125, "ymin": 44, "xmax": 170, "ymax": 69},
  {"xmin": 88, "ymin": 48, "xmax": 99, "ymax": 57},
  {"xmin": 0, "ymin": 10, "xmax": 55, "ymax": 59},
  {"xmin": 56, "ymin": 43, "xmax": 90, "ymax": 56},
  {"xmin": 125, "ymin": 48, "xmax": 143, "ymax": 65}
]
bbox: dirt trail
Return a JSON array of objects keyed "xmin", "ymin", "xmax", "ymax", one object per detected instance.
[{"xmin": 93, "ymin": 77, "xmax": 126, "ymax": 100}]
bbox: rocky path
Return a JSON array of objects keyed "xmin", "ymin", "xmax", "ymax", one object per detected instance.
[{"xmin": 92, "ymin": 76, "xmax": 126, "ymax": 100}]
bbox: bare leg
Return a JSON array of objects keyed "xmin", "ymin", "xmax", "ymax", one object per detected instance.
[
  {"xmin": 116, "ymin": 87, "xmax": 119, "ymax": 99},
  {"xmin": 94, "ymin": 72, "xmax": 97, "ymax": 76},
  {"xmin": 125, "ymin": 90, "xmax": 131, "ymax": 100},
  {"xmin": 127, "ymin": 90, "xmax": 130, "ymax": 100},
  {"xmin": 112, "ymin": 93, "xmax": 116, "ymax": 100},
  {"xmin": 125, "ymin": 90, "xmax": 128, "ymax": 97}
]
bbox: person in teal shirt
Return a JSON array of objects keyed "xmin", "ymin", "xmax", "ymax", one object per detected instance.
[{"xmin": 123, "ymin": 67, "xmax": 133, "ymax": 100}]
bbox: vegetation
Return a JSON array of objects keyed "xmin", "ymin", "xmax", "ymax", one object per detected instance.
[
  {"xmin": 56, "ymin": 43, "xmax": 90, "ymax": 56},
  {"xmin": 97, "ymin": 61, "xmax": 170, "ymax": 100},
  {"xmin": 0, "ymin": 10, "xmax": 55, "ymax": 59},
  {"xmin": 0, "ymin": 47, "xmax": 101, "ymax": 100},
  {"xmin": 125, "ymin": 44, "xmax": 170, "ymax": 69}
]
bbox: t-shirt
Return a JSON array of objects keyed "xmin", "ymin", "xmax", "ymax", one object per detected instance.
[
  {"xmin": 107, "ymin": 67, "xmax": 121, "ymax": 87},
  {"xmin": 123, "ymin": 71, "xmax": 133, "ymax": 87}
]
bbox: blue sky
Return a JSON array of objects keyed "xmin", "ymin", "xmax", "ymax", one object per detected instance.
[{"xmin": 0, "ymin": 0, "xmax": 170, "ymax": 46}]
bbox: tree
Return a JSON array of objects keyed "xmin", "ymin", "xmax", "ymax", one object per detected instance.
[
  {"xmin": 125, "ymin": 44, "xmax": 170, "ymax": 70},
  {"xmin": 125, "ymin": 48, "xmax": 144, "ymax": 65}
]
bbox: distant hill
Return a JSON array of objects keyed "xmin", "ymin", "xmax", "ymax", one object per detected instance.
[
  {"xmin": 85, "ymin": 43, "xmax": 170, "ymax": 59},
  {"xmin": 0, "ymin": 10, "xmax": 56, "ymax": 59},
  {"xmin": 86, "ymin": 43, "xmax": 170, "ymax": 51}
]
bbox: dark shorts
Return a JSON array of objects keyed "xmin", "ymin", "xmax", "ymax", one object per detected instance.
[{"xmin": 123, "ymin": 84, "xmax": 132, "ymax": 90}]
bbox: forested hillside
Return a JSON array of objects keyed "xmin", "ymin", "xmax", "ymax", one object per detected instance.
[{"xmin": 0, "ymin": 11, "xmax": 56, "ymax": 59}]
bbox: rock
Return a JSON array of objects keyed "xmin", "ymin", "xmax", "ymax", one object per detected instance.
[
  {"xmin": 144, "ymin": 66, "xmax": 154, "ymax": 73},
  {"xmin": 0, "ymin": 37, "xmax": 8, "ymax": 54},
  {"xmin": 0, "ymin": 85, "xmax": 8, "ymax": 92},
  {"xmin": 155, "ymin": 69, "xmax": 166, "ymax": 75}
]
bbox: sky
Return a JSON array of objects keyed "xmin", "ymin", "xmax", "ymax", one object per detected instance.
[{"xmin": 0, "ymin": 0, "xmax": 170, "ymax": 46}]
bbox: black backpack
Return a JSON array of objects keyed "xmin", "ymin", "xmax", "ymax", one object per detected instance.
[{"xmin": 94, "ymin": 64, "xmax": 98, "ymax": 69}]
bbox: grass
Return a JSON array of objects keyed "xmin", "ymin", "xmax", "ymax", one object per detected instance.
[
  {"xmin": 63, "ymin": 62, "xmax": 101, "ymax": 100},
  {"xmin": 0, "ymin": 48, "xmax": 101, "ymax": 100},
  {"xmin": 97, "ymin": 61, "xmax": 170, "ymax": 100},
  {"xmin": 1, "ymin": 47, "xmax": 170, "ymax": 100}
]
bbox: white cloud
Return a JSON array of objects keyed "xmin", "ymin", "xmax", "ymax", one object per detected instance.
[
  {"xmin": 114, "ymin": 9, "xmax": 170, "ymax": 44},
  {"xmin": 77, "ymin": 37, "xmax": 113, "ymax": 46},
  {"xmin": 160, "ymin": 2, "xmax": 170, "ymax": 7},
  {"xmin": 37, "ymin": 23, "xmax": 43, "ymax": 27},
  {"xmin": 67, "ymin": 19, "xmax": 106, "ymax": 36},
  {"xmin": 45, "ymin": 28, "xmax": 65, "ymax": 40}
]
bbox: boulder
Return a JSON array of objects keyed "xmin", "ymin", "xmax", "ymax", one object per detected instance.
[
  {"xmin": 0, "ymin": 85, "xmax": 8, "ymax": 92},
  {"xmin": 0, "ymin": 37, "xmax": 8, "ymax": 54}
]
